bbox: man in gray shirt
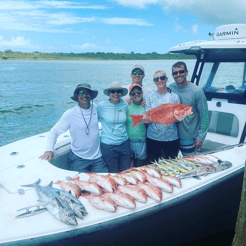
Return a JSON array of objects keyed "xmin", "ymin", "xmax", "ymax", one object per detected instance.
[{"xmin": 168, "ymin": 61, "xmax": 209, "ymax": 157}]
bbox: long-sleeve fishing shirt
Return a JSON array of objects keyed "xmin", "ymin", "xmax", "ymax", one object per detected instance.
[
  {"xmin": 45, "ymin": 104, "xmax": 102, "ymax": 159},
  {"xmin": 97, "ymin": 99, "xmax": 128, "ymax": 145},
  {"xmin": 168, "ymin": 82, "xmax": 209, "ymax": 142}
]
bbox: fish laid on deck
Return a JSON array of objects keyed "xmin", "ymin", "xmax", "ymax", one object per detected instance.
[
  {"xmin": 144, "ymin": 172, "xmax": 174, "ymax": 193},
  {"xmin": 117, "ymin": 185, "xmax": 148, "ymax": 203},
  {"xmin": 126, "ymin": 169, "xmax": 147, "ymax": 183},
  {"xmin": 87, "ymin": 173, "xmax": 118, "ymax": 193},
  {"xmin": 177, "ymin": 160, "xmax": 232, "ymax": 180},
  {"xmin": 136, "ymin": 166, "xmax": 162, "ymax": 178},
  {"xmin": 71, "ymin": 176, "xmax": 102, "ymax": 195},
  {"xmin": 117, "ymin": 173, "xmax": 139, "ymax": 185},
  {"xmin": 129, "ymin": 103, "xmax": 193, "ymax": 127},
  {"xmin": 21, "ymin": 179, "xmax": 78, "ymax": 225},
  {"xmin": 49, "ymin": 184, "xmax": 88, "ymax": 219},
  {"xmin": 54, "ymin": 180, "xmax": 81, "ymax": 198},
  {"xmin": 103, "ymin": 192, "xmax": 136, "ymax": 209},
  {"xmin": 84, "ymin": 195, "xmax": 117, "ymax": 212},
  {"xmin": 109, "ymin": 175, "xmax": 127, "ymax": 186},
  {"xmin": 136, "ymin": 183, "xmax": 163, "ymax": 201}
]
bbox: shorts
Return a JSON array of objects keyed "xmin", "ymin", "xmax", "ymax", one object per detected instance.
[
  {"xmin": 68, "ymin": 150, "xmax": 109, "ymax": 173},
  {"xmin": 130, "ymin": 140, "xmax": 147, "ymax": 160},
  {"xmin": 179, "ymin": 138, "xmax": 195, "ymax": 157}
]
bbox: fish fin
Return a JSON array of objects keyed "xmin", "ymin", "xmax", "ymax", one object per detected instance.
[
  {"xmin": 86, "ymin": 172, "xmax": 96, "ymax": 177},
  {"xmin": 47, "ymin": 181, "xmax": 53, "ymax": 187},
  {"xmin": 192, "ymin": 176, "xmax": 201, "ymax": 180},
  {"xmin": 16, "ymin": 206, "xmax": 47, "ymax": 219},
  {"xmin": 20, "ymin": 179, "xmax": 41, "ymax": 187},
  {"xmin": 54, "ymin": 180, "xmax": 62, "ymax": 184},
  {"xmin": 129, "ymin": 115, "xmax": 143, "ymax": 127},
  {"xmin": 72, "ymin": 176, "xmax": 80, "ymax": 181},
  {"xmin": 55, "ymin": 197, "xmax": 65, "ymax": 208},
  {"xmin": 17, "ymin": 203, "xmax": 46, "ymax": 212}
]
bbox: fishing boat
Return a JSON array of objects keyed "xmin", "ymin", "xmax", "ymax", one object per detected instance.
[{"xmin": 1, "ymin": 24, "xmax": 246, "ymax": 246}]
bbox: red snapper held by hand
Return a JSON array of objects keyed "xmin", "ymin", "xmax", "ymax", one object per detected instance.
[{"xmin": 129, "ymin": 103, "xmax": 193, "ymax": 127}]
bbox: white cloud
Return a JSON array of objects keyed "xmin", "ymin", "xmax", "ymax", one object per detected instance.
[
  {"xmin": 102, "ymin": 18, "xmax": 153, "ymax": 26},
  {"xmin": 0, "ymin": 1, "xmax": 108, "ymax": 10},
  {"xmin": 0, "ymin": 1, "xmax": 105, "ymax": 33},
  {"xmin": 162, "ymin": 0, "xmax": 246, "ymax": 25},
  {"xmin": 72, "ymin": 43, "xmax": 100, "ymax": 50},
  {"xmin": 112, "ymin": 0, "xmax": 246, "ymax": 25},
  {"xmin": 192, "ymin": 24, "xmax": 198, "ymax": 34},
  {"xmin": 174, "ymin": 19, "xmax": 186, "ymax": 33},
  {"xmin": 111, "ymin": 0, "xmax": 158, "ymax": 8},
  {"xmin": 0, "ymin": 36, "xmax": 40, "ymax": 49},
  {"xmin": 47, "ymin": 14, "xmax": 95, "ymax": 25},
  {"xmin": 71, "ymin": 42, "xmax": 125, "ymax": 53}
]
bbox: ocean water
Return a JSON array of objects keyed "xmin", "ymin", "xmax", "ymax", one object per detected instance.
[{"xmin": 1, "ymin": 59, "xmax": 196, "ymax": 147}]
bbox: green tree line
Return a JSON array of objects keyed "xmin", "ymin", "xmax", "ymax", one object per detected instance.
[{"xmin": 0, "ymin": 50, "xmax": 195, "ymax": 60}]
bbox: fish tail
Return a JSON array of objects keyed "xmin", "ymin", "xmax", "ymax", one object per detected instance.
[
  {"xmin": 21, "ymin": 179, "xmax": 41, "ymax": 187},
  {"xmin": 71, "ymin": 176, "xmax": 80, "ymax": 181},
  {"xmin": 129, "ymin": 115, "xmax": 143, "ymax": 127}
]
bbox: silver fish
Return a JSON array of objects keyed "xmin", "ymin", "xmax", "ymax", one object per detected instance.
[
  {"xmin": 177, "ymin": 160, "xmax": 232, "ymax": 180},
  {"xmin": 21, "ymin": 179, "xmax": 77, "ymax": 225},
  {"xmin": 48, "ymin": 184, "xmax": 88, "ymax": 219}
]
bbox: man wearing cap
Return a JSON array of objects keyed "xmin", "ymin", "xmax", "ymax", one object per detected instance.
[
  {"xmin": 39, "ymin": 83, "xmax": 109, "ymax": 173},
  {"xmin": 126, "ymin": 84, "xmax": 147, "ymax": 167},
  {"xmin": 169, "ymin": 61, "xmax": 209, "ymax": 157},
  {"xmin": 122, "ymin": 65, "xmax": 153, "ymax": 102}
]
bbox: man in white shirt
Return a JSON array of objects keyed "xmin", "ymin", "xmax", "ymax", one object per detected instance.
[
  {"xmin": 122, "ymin": 65, "xmax": 153, "ymax": 102},
  {"xmin": 39, "ymin": 83, "xmax": 109, "ymax": 173}
]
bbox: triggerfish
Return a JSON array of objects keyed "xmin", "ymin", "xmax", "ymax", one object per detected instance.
[{"xmin": 129, "ymin": 103, "xmax": 193, "ymax": 127}]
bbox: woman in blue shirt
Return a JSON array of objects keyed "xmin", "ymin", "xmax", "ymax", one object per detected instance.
[{"xmin": 97, "ymin": 81, "xmax": 131, "ymax": 173}]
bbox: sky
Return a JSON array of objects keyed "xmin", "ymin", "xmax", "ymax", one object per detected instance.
[{"xmin": 0, "ymin": 0, "xmax": 246, "ymax": 54}]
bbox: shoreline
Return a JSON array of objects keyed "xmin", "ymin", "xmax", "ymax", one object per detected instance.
[{"xmin": 0, "ymin": 51, "xmax": 196, "ymax": 61}]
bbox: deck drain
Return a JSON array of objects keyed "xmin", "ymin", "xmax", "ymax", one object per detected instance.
[
  {"xmin": 10, "ymin": 152, "xmax": 19, "ymax": 156},
  {"xmin": 17, "ymin": 165, "xmax": 25, "ymax": 169}
]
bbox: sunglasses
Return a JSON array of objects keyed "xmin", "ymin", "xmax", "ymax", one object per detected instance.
[
  {"xmin": 110, "ymin": 90, "xmax": 122, "ymax": 94},
  {"xmin": 132, "ymin": 70, "xmax": 144, "ymax": 75},
  {"xmin": 153, "ymin": 76, "xmax": 166, "ymax": 82},
  {"xmin": 172, "ymin": 70, "xmax": 186, "ymax": 76},
  {"xmin": 79, "ymin": 90, "xmax": 91, "ymax": 95},
  {"xmin": 129, "ymin": 91, "xmax": 142, "ymax": 96}
]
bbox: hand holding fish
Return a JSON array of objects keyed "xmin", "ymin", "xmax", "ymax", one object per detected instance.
[
  {"xmin": 194, "ymin": 140, "xmax": 203, "ymax": 150},
  {"xmin": 129, "ymin": 103, "xmax": 193, "ymax": 127},
  {"xmin": 142, "ymin": 113, "xmax": 151, "ymax": 124},
  {"xmin": 39, "ymin": 151, "xmax": 55, "ymax": 161}
]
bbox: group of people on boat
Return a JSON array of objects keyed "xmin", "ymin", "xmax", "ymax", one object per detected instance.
[{"xmin": 39, "ymin": 61, "xmax": 209, "ymax": 174}]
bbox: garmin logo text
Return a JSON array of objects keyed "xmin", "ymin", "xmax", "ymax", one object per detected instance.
[{"xmin": 216, "ymin": 28, "xmax": 239, "ymax": 37}]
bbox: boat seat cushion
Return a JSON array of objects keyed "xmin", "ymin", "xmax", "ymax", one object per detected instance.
[{"xmin": 208, "ymin": 110, "xmax": 239, "ymax": 137}]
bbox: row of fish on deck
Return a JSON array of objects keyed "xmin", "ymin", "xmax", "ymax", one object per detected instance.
[{"xmin": 16, "ymin": 154, "xmax": 232, "ymax": 225}]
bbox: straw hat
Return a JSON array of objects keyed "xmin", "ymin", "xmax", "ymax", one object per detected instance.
[
  {"xmin": 103, "ymin": 81, "xmax": 128, "ymax": 96},
  {"xmin": 71, "ymin": 83, "xmax": 98, "ymax": 102}
]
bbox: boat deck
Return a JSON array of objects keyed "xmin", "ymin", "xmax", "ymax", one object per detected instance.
[{"xmin": 1, "ymin": 142, "xmax": 246, "ymax": 246}]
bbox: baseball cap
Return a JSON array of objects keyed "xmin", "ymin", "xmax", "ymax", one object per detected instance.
[{"xmin": 131, "ymin": 65, "xmax": 145, "ymax": 73}]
